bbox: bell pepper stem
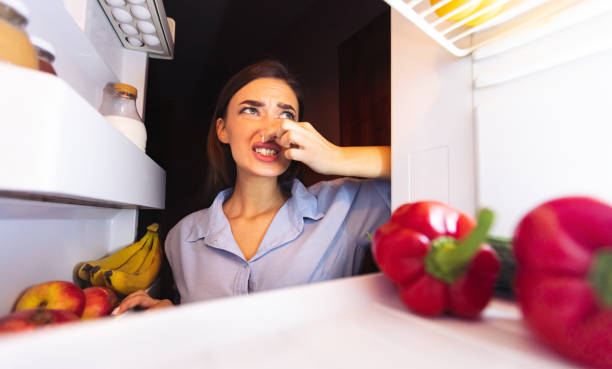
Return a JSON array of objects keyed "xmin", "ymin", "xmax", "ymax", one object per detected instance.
[
  {"xmin": 426, "ymin": 208, "xmax": 495, "ymax": 284},
  {"xmin": 589, "ymin": 248, "xmax": 612, "ymax": 307},
  {"xmin": 456, "ymin": 208, "xmax": 495, "ymax": 264}
]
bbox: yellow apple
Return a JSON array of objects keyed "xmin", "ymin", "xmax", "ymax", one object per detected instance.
[{"xmin": 13, "ymin": 280, "xmax": 86, "ymax": 317}]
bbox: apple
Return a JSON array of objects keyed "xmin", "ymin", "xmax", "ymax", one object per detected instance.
[
  {"xmin": 81, "ymin": 286, "xmax": 118, "ymax": 319},
  {"xmin": 0, "ymin": 308, "xmax": 79, "ymax": 334},
  {"xmin": 13, "ymin": 280, "xmax": 86, "ymax": 317}
]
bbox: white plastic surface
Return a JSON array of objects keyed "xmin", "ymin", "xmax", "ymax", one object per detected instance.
[
  {"xmin": 390, "ymin": 9, "xmax": 475, "ymax": 216},
  {"xmin": 0, "ymin": 63, "xmax": 165, "ymax": 209},
  {"xmin": 0, "ymin": 274, "xmax": 584, "ymax": 368},
  {"xmin": 472, "ymin": 2, "xmax": 612, "ymax": 237}
]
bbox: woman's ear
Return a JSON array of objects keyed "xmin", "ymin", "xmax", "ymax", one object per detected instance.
[{"xmin": 216, "ymin": 117, "xmax": 229, "ymax": 143}]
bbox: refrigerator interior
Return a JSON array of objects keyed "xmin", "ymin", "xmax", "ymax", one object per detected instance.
[{"xmin": 0, "ymin": 0, "xmax": 611, "ymax": 349}]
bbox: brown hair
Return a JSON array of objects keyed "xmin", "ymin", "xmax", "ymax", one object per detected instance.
[{"xmin": 205, "ymin": 60, "xmax": 304, "ymax": 197}]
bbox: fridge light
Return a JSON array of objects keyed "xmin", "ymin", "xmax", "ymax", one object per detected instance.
[
  {"xmin": 97, "ymin": 0, "xmax": 175, "ymax": 60},
  {"xmin": 384, "ymin": 0, "xmax": 584, "ymax": 57}
]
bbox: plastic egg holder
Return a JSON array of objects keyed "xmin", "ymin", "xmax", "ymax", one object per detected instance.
[{"xmin": 97, "ymin": 0, "xmax": 174, "ymax": 59}]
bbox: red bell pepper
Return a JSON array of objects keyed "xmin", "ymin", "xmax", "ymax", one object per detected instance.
[
  {"xmin": 372, "ymin": 201, "xmax": 500, "ymax": 318},
  {"xmin": 513, "ymin": 197, "xmax": 612, "ymax": 369}
]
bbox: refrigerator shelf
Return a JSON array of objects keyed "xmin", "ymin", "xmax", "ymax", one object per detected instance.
[
  {"xmin": 0, "ymin": 63, "xmax": 165, "ymax": 209},
  {"xmin": 384, "ymin": 0, "xmax": 584, "ymax": 56},
  {"xmin": 0, "ymin": 274, "xmax": 579, "ymax": 368}
]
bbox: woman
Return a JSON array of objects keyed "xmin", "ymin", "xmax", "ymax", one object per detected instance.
[{"xmin": 113, "ymin": 60, "xmax": 391, "ymax": 314}]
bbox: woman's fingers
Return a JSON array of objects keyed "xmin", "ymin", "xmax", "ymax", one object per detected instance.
[
  {"xmin": 277, "ymin": 120, "xmax": 309, "ymax": 148},
  {"xmin": 283, "ymin": 148, "xmax": 305, "ymax": 162},
  {"xmin": 112, "ymin": 290, "xmax": 154, "ymax": 315},
  {"xmin": 275, "ymin": 119, "xmax": 342, "ymax": 174},
  {"xmin": 278, "ymin": 129, "xmax": 304, "ymax": 149}
]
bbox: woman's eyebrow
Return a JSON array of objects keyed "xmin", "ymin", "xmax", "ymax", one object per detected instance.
[
  {"xmin": 277, "ymin": 103, "xmax": 296, "ymax": 112},
  {"xmin": 239, "ymin": 100, "xmax": 264, "ymax": 107}
]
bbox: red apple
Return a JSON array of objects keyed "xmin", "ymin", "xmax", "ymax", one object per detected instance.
[
  {"xmin": 13, "ymin": 281, "xmax": 86, "ymax": 317},
  {"xmin": 81, "ymin": 286, "xmax": 118, "ymax": 319},
  {"xmin": 0, "ymin": 308, "xmax": 79, "ymax": 334}
]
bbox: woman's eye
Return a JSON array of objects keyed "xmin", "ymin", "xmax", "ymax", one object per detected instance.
[
  {"xmin": 280, "ymin": 111, "xmax": 295, "ymax": 120},
  {"xmin": 240, "ymin": 107, "xmax": 258, "ymax": 115}
]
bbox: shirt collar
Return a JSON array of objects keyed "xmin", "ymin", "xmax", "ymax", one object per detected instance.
[{"xmin": 185, "ymin": 179, "xmax": 323, "ymax": 245}]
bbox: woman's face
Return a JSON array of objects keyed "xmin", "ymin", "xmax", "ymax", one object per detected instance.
[{"xmin": 217, "ymin": 77, "xmax": 299, "ymax": 179}]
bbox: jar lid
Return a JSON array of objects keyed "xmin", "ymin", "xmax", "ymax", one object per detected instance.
[
  {"xmin": 113, "ymin": 83, "xmax": 138, "ymax": 96},
  {"xmin": 30, "ymin": 36, "xmax": 56, "ymax": 58},
  {"xmin": 0, "ymin": 0, "xmax": 29, "ymax": 20}
]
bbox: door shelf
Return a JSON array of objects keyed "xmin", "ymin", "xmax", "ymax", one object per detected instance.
[{"xmin": 0, "ymin": 63, "xmax": 165, "ymax": 209}]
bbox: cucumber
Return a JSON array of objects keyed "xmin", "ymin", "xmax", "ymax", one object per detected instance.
[{"xmin": 487, "ymin": 236, "xmax": 516, "ymax": 299}]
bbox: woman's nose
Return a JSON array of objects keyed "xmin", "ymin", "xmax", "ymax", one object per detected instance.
[{"xmin": 260, "ymin": 116, "xmax": 283, "ymax": 142}]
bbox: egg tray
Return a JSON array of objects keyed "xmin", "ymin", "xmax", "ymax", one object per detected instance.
[{"xmin": 96, "ymin": 0, "xmax": 174, "ymax": 60}]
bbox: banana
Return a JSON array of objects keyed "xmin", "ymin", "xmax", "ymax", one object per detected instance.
[
  {"xmin": 89, "ymin": 232, "xmax": 152, "ymax": 286},
  {"xmin": 104, "ymin": 229, "xmax": 162, "ymax": 296},
  {"xmin": 77, "ymin": 223, "xmax": 160, "ymax": 283}
]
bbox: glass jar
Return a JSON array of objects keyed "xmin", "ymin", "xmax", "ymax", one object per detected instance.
[
  {"xmin": 99, "ymin": 83, "xmax": 147, "ymax": 152},
  {"xmin": 30, "ymin": 36, "xmax": 57, "ymax": 75},
  {"xmin": 0, "ymin": 0, "xmax": 38, "ymax": 69}
]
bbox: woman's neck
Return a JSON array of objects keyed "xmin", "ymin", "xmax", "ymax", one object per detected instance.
[{"xmin": 223, "ymin": 174, "xmax": 288, "ymax": 219}]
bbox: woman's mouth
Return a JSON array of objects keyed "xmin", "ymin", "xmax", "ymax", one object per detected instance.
[
  {"xmin": 252, "ymin": 142, "xmax": 282, "ymax": 162},
  {"xmin": 253, "ymin": 147, "xmax": 279, "ymax": 156}
]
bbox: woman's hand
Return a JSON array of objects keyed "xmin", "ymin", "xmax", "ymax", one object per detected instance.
[
  {"xmin": 111, "ymin": 290, "xmax": 173, "ymax": 316},
  {"xmin": 276, "ymin": 120, "xmax": 343, "ymax": 175},
  {"xmin": 276, "ymin": 119, "xmax": 390, "ymax": 179}
]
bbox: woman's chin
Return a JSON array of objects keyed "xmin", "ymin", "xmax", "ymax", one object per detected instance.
[
  {"xmin": 242, "ymin": 161, "xmax": 290, "ymax": 178},
  {"xmin": 252, "ymin": 166, "xmax": 289, "ymax": 178}
]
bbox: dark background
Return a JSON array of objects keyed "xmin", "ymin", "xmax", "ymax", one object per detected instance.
[{"xmin": 137, "ymin": 0, "xmax": 391, "ymax": 299}]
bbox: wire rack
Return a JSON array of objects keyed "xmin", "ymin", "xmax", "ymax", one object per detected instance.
[{"xmin": 383, "ymin": 0, "xmax": 584, "ymax": 56}]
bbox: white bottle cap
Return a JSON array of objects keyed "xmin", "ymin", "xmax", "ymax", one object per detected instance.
[{"xmin": 1, "ymin": 0, "xmax": 29, "ymax": 19}]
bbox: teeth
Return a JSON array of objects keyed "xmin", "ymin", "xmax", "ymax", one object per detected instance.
[{"xmin": 254, "ymin": 147, "xmax": 278, "ymax": 156}]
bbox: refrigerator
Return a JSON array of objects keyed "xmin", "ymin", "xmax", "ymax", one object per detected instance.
[{"xmin": 1, "ymin": 0, "xmax": 610, "ymax": 368}]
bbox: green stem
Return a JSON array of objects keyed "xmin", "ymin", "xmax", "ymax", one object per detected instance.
[
  {"xmin": 589, "ymin": 247, "xmax": 612, "ymax": 307},
  {"xmin": 425, "ymin": 208, "xmax": 494, "ymax": 284}
]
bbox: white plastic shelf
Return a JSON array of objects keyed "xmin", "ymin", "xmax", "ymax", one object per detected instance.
[
  {"xmin": 385, "ymin": 0, "xmax": 585, "ymax": 56},
  {"xmin": 0, "ymin": 63, "xmax": 165, "ymax": 209},
  {"xmin": 0, "ymin": 274, "xmax": 583, "ymax": 369}
]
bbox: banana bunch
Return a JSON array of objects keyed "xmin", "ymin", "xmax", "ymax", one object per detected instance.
[{"xmin": 77, "ymin": 223, "xmax": 162, "ymax": 296}]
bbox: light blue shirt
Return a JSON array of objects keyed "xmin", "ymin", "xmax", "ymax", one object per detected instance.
[{"xmin": 165, "ymin": 178, "xmax": 391, "ymax": 304}]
